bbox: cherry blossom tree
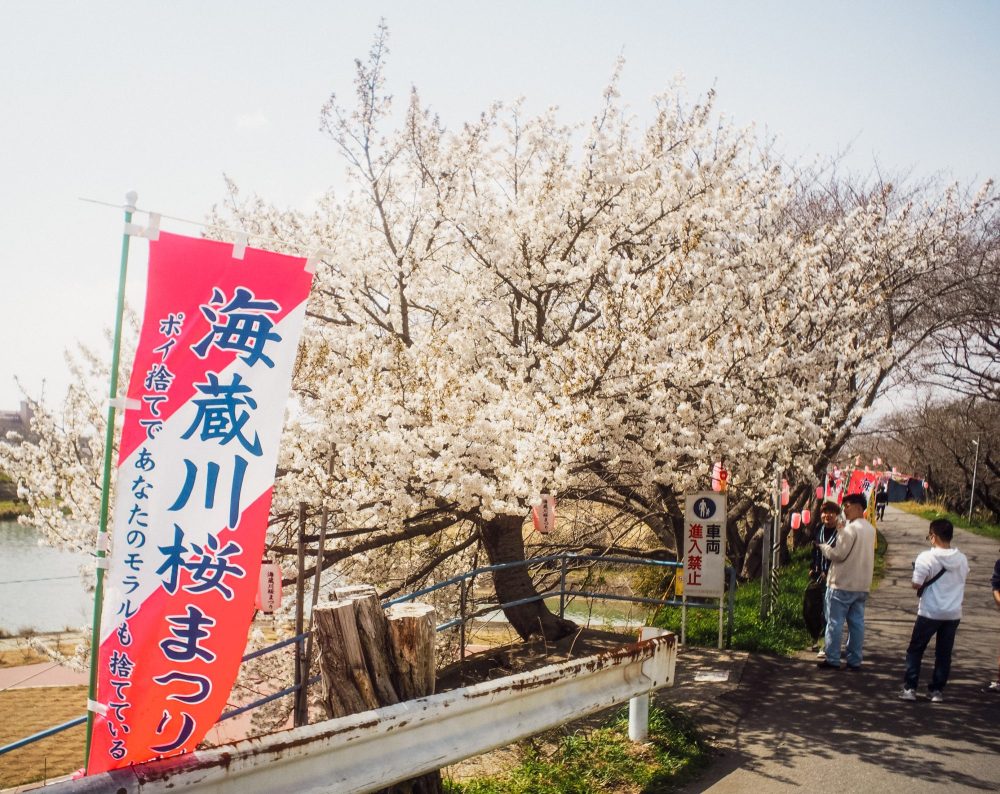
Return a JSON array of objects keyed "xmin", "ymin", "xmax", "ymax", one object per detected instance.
[{"xmin": 4, "ymin": 25, "xmax": 996, "ymax": 654}]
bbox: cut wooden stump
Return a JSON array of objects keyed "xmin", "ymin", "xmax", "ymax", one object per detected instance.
[
  {"xmin": 312, "ymin": 600, "xmax": 380, "ymax": 718},
  {"xmin": 315, "ymin": 594, "xmax": 442, "ymax": 794}
]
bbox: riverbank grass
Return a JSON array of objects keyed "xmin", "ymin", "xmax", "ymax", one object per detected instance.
[
  {"xmin": 894, "ymin": 500, "xmax": 1000, "ymax": 542},
  {"xmin": 0, "ymin": 499, "xmax": 29, "ymax": 520},
  {"xmin": 444, "ymin": 704, "xmax": 708, "ymax": 794}
]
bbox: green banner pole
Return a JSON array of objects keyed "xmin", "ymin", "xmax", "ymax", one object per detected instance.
[{"xmin": 84, "ymin": 191, "xmax": 138, "ymax": 770}]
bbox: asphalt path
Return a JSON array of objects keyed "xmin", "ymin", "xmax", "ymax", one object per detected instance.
[{"xmin": 682, "ymin": 506, "xmax": 1000, "ymax": 793}]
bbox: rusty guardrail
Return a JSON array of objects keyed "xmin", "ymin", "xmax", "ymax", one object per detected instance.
[{"xmin": 41, "ymin": 632, "xmax": 676, "ymax": 794}]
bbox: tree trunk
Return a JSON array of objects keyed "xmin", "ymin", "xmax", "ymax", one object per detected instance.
[
  {"xmin": 480, "ymin": 514, "xmax": 577, "ymax": 641},
  {"xmin": 741, "ymin": 526, "xmax": 764, "ymax": 581}
]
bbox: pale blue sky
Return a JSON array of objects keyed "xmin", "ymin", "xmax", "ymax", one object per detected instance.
[{"xmin": 1, "ymin": 1, "xmax": 997, "ymax": 408}]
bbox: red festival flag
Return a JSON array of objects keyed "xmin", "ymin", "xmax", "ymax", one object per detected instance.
[{"xmin": 87, "ymin": 232, "xmax": 314, "ymax": 773}]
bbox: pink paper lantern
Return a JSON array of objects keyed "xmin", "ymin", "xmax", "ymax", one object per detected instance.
[
  {"xmin": 780, "ymin": 479, "xmax": 790, "ymax": 507},
  {"xmin": 256, "ymin": 560, "xmax": 283, "ymax": 614},
  {"xmin": 790, "ymin": 512, "xmax": 802, "ymax": 530},
  {"xmin": 802, "ymin": 508, "xmax": 811, "ymax": 524}
]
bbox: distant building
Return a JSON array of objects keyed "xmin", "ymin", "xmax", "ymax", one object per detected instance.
[
  {"xmin": 0, "ymin": 401, "xmax": 37, "ymax": 445},
  {"xmin": 1, "ymin": 401, "xmax": 36, "ymax": 501}
]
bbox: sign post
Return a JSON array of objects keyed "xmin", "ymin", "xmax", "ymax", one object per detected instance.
[{"xmin": 683, "ymin": 491, "xmax": 728, "ymax": 649}]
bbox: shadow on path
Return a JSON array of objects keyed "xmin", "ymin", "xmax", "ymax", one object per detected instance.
[{"xmin": 679, "ymin": 506, "xmax": 1000, "ymax": 793}]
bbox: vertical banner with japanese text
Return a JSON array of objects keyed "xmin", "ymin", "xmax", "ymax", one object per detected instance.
[
  {"xmin": 88, "ymin": 232, "xmax": 314, "ymax": 773},
  {"xmin": 683, "ymin": 492, "xmax": 727, "ymax": 599}
]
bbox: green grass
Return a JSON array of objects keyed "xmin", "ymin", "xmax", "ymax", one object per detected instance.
[
  {"xmin": 444, "ymin": 704, "xmax": 709, "ymax": 794},
  {"xmin": 650, "ymin": 550, "xmax": 813, "ymax": 654},
  {"xmin": 649, "ymin": 536, "xmax": 886, "ymax": 655},
  {"xmin": 893, "ymin": 501, "xmax": 1000, "ymax": 542},
  {"xmin": 0, "ymin": 500, "xmax": 29, "ymax": 520}
]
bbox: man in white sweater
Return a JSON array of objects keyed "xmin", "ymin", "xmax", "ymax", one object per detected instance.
[
  {"xmin": 817, "ymin": 493, "xmax": 876, "ymax": 671},
  {"xmin": 899, "ymin": 518, "xmax": 969, "ymax": 702}
]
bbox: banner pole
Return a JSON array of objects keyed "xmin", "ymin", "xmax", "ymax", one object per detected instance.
[{"xmin": 84, "ymin": 191, "xmax": 138, "ymax": 770}]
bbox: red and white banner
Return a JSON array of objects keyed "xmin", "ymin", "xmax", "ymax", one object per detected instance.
[
  {"xmin": 846, "ymin": 468, "xmax": 878, "ymax": 499},
  {"xmin": 88, "ymin": 232, "xmax": 314, "ymax": 773}
]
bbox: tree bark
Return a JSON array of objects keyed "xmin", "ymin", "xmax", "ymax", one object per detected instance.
[
  {"xmin": 741, "ymin": 526, "xmax": 764, "ymax": 581},
  {"xmin": 479, "ymin": 513, "xmax": 578, "ymax": 641},
  {"xmin": 334, "ymin": 586, "xmax": 400, "ymax": 706},
  {"xmin": 386, "ymin": 603, "xmax": 437, "ymax": 698},
  {"xmin": 313, "ymin": 600, "xmax": 381, "ymax": 719},
  {"xmin": 385, "ymin": 603, "xmax": 442, "ymax": 794}
]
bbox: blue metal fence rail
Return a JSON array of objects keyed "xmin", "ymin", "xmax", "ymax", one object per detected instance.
[{"xmin": 1, "ymin": 552, "xmax": 734, "ymax": 758}]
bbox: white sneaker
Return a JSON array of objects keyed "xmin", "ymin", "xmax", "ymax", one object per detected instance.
[
  {"xmin": 899, "ymin": 688, "xmax": 916, "ymax": 701},
  {"xmin": 930, "ymin": 690, "xmax": 944, "ymax": 703},
  {"xmin": 985, "ymin": 681, "xmax": 1000, "ymax": 693},
  {"xmin": 816, "ymin": 650, "xmax": 827, "ymax": 660}
]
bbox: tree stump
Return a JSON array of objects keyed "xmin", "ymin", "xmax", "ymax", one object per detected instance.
[
  {"xmin": 314, "ymin": 595, "xmax": 442, "ymax": 794},
  {"xmin": 312, "ymin": 600, "xmax": 380, "ymax": 718},
  {"xmin": 335, "ymin": 586, "xmax": 400, "ymax": 706},
  {"xmin": 386, "ymin": 603, "xmax": 437, "ymax": 699}
]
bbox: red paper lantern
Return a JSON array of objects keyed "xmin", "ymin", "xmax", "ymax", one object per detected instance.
[
  {"xmin": 802, "ymin": 508, "xmax": 811, "ymax": 524},
  {"xmin": 790, "ymin": 512, "xmax": 802, "ymax": 530},
  {"xmin": 256, "ymin": 559, "xmax": 283, "ymax": 614},
  {"xmin": 815, "ymin": 485, "xmax": 824, "ymax": 500},
  {"xmin": 712, "ymin": 462, "xmax": 729, "ymax": 492},
  {"xmin": 780, "ymin": 479, "xmax": 790, "ymax": 507}
]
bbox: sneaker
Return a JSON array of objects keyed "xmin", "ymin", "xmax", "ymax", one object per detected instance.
[
  {"xmin": 898, "ymin": 688, "xmax": 917, "ymax": 701},
  {"xmin": 816, "ymin": 650, "xmax": 828, "ymax": 660},
  {"xmin": 985, "ymin": 681, "xmax": 1000, "ymax": 693},
  {"xmin": 816, "ymin": 660, "xmax": 841, "ymax": 670},
  {"xmin": 930, "ymin": 690, "xmax": 944, "ymax": 703}
]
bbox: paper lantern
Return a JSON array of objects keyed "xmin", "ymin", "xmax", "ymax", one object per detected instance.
[
  {"xmin": 531, "ymin": 494, "xmax": 557, "ymax": 534},
  {"xmin": 815, "ymin": 486, "xmax": 824, "ymax": 500},
  {"xmin": 711, "ymin": 462, "xmax": 729, "ymax": 492},
  {"xmin": 790, "ymin": 512, "xmax": 802, "ymax": 530},
  {"xmin": 780, "ymin": 479, "xmax": 790, "ymax": 507},
  {"xmin": 256, "ymin": 560, "xmax": 283, "ymax": 614},
  {"xmin": 802, "ymin": 508, "xmax": 811, "ymax": 524}
]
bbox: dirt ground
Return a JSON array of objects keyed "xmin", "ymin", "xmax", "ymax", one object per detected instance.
[{"xmin": 0, "ymin": 686, "xmax": 87, "ymax": 789}]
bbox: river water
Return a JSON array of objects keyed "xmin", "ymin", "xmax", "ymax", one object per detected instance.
[{"xmin": 0, "ymin": 520, "xmax": 92, "ymax": 634}]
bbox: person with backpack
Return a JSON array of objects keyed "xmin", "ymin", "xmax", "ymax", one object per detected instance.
[{"xmin": 899, "ymin": 518, "xmax": 970, "ymax": 702}]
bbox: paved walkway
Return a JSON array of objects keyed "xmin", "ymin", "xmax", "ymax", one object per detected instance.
[{"xmin": 682, "ymin": 506, "xmax": 1000, "ymax": 793}]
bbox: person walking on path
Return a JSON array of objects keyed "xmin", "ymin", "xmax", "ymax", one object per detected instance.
[
  {"xmin": 899, "ymin": 518, "xmax": 969, "ymax": 702},
  {"xmin": 817, "ymin": 492, "xmax": 875, "ymax": 671},
  {"xmin": 988, "ymin": 552, "xmax": 1000, "ymax": 694}
]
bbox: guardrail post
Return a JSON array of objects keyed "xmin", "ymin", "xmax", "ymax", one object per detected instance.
[{"xmin": 629, "ymin": 626, "xmax": 668, "ymax": 742}]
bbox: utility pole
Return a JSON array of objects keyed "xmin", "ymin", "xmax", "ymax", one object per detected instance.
[{"xmin": 968, "ymin": 435, "xmax": 981, "ymax": 522}]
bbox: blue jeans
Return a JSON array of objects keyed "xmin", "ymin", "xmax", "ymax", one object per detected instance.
[
  {"xmin": 824, "ymin": 588, "xmax": 867, "ymax": 666},
  {"xmin": 904, "ymin": 616, "xmax": 960, "ymax": 692}
]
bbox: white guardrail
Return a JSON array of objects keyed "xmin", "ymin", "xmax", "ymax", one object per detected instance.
[{"xmin": 41, "ymin": 632, "xmax": 676, "ymax": 794}]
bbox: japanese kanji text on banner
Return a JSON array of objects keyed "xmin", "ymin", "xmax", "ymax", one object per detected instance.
[
  {"xmin": 683, "ymin": 492, "xmax": 727, "ymax": 599},
  {"xmin": 88, "ymin": 232, "xmax": 314, "ymax": 773}
]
